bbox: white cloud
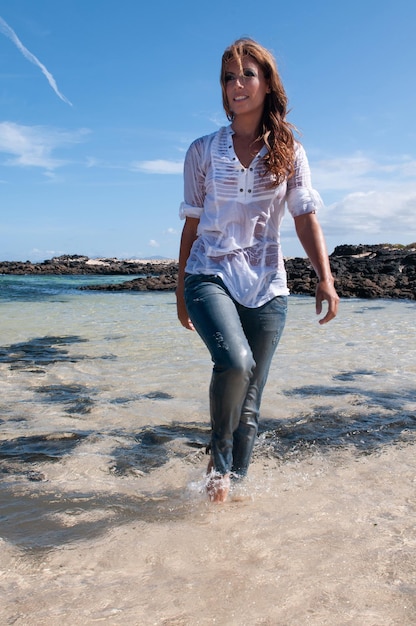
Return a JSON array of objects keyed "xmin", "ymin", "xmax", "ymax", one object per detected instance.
[
  {"xmin": 321, "ymin": 190, "xmax": 416, "ymax": 236},
  {"xmin": 0, "ymin": 121, "xmax": 89, "ymax": 170},
  {"xmin": 149, "ymin": 240, "xmax": 160, "ymax": 248},
  {"xmin": 131, "ymin": 159, "xmax": 183, "ymax": 174},
  {"xmin": 311, "ymin": 152, "xmax": 416, "ymax": 193},
  {"xmin": 279, "ymin": 151, "xmax": 416, "ymax": 247},
  {"xmin": 0, "ymin": 15, "xmax": 72, "ymax": 106},
  {"xmin": 304, "ymin": 152, "xmax": 416, "ymax": 242}
]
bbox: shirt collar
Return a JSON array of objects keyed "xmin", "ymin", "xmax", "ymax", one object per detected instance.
[{"xmin": 226, "ymin": 125, "xmax": 268, "ymax": 159}]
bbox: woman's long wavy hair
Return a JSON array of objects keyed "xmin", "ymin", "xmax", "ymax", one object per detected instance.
[{"xmin": 220, "ymin": 38, "xmax": 296, "ymax": 185}]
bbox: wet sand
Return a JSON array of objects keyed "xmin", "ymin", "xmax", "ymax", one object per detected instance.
[{"xmin": 1, "ymin": 441, "xmax": 415, "ymax": 625}]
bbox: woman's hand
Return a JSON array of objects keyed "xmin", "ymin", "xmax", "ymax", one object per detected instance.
[
  {"xmin": 315, "ymin": 278, "xmax": 339, "ymax": 324},
  {"xmin": 176, "ymin": 288, "xmax": 195, "ymax": 331},
  {"xmin": 176, "ymin": 217, "xmax": 199, "ymax": 331},
  {"xmin": 294, "ymin": 212, "xmax": 339, "ymax": 324}
]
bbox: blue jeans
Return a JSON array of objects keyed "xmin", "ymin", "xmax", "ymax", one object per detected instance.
[{"xmin": 184, "ymin": 274, "xmax": 287, "ymax": 476}]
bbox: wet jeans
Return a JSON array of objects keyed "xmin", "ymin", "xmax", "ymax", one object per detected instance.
[{"xmin": 184, "ymin": 274, "xmax": 287, "ymax": 476}]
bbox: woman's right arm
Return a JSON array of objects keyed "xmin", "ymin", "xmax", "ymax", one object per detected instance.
[{"xmin": 176, "ymin": 217, "xmax": 199, "ymax": 330}]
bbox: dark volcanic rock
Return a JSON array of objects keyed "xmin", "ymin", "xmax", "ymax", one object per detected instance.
[
  {"xmin": 328, "ymin": 244, "xmax": 416, "ymax": 300},
  {"xmin": 2, "ymin": 246, "xmax": 415, "ymax": 300},
  {"xmin": 80, "ymin": 268, "xmax": 179, "ymax": 292},
  {"xmin": 285, "ymin": 244, "xmax": 416, "ymax": 300},
  {"xmin": 79, "ymin": 244, "xmax": 416, "ymax": 300},
  {"xmin": 0, "ymin": 255, "xmax": 174, "ymax": 276}
]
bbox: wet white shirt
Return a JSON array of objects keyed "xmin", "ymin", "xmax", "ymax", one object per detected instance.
[{"xmin": 179, "ymin": 125, "xmax": 323, "ymax": 307}]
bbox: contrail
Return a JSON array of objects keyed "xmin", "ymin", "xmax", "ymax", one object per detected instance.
[{"xmin": 0, "ymin": 15, "xmax": 72, "ymax": 106}]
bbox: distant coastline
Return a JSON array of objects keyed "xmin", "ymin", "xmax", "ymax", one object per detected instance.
[
  {"xmin": 1, "ymin": 244, "xmax": 415, "ymax": 300},
  {"xmin": 0, "ymin": 255, "xmax": 176, "ymax": 275}
]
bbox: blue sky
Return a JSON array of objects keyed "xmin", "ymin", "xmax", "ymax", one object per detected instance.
[{"xmin": 0, "ymin": 0, "xmax": 415, "ymax": 262}]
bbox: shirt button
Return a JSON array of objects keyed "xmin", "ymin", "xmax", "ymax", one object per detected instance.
[
  {"xmin": 248, "ymin": 189, "xmax": 252, "ymax": 193},
  {"xmin": 239, "ymin": 188, "xmax": 243, "ymax": 192},
  {"xmin": 241, "ymin": 168, "xmax": 244, "ymax": 172}
]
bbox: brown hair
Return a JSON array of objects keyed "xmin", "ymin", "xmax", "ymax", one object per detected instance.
[{"xmin": 220, "ymin": 38, "xmax": 296, "ymax": 185}]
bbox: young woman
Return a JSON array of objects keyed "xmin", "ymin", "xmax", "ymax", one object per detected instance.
[{"xmin": 176, "ymin": 38, "xmax": 339, "ymax": 503}]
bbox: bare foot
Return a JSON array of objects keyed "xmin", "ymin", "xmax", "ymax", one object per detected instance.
[{"xmin": 206, "ymin": 458, "xmax": 230, "ymax": 503}]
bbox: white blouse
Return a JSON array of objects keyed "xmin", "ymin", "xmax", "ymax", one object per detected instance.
[{"xmin": 180, "ymin": 125, "xmax": 323, "ymax": 307}]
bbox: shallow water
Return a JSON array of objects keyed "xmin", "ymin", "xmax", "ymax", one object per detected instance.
[{"xmin": 0, "ymin": 276, "xmax": 415, "ymax": 624}]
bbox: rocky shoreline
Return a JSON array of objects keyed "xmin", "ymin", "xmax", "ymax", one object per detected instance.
[{"xmin": 1, "ymin": 244, "xmax": 415, "ymax": 300}]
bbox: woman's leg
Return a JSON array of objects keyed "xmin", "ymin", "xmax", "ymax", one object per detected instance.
[
  {"xmin": 231, "ymin": 296, "xmax": 287, "ymax": 476},
  {"xmin": 184, "ymin": 275, "xmax": 256, "ymax": 476}
]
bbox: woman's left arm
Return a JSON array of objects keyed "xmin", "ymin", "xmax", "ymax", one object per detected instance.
[{"xmin": 294, "ymin": 212, "xmax": 339, "ymax": 324}]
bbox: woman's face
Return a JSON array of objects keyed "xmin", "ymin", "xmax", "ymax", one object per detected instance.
[{"xmin": 224, "ymin": 56, "xmax": 270, "ymax": 119}]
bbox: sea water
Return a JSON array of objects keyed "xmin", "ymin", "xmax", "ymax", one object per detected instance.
[
  {"xmin": 0, "ymin": 274, "xmax": 415, "ymax": 526},
  {"xmin": 1, "ymin": 275, "xmax": 415, "ymax": 625}
]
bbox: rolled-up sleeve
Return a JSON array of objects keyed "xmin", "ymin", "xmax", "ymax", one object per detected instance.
[
  {"xmin": 286, "ymin": 143, "xmax": 324, "ymax": 218},
  {"xmin": 179, "ymin": 138, "xmax": 206, "ymax": 220}
]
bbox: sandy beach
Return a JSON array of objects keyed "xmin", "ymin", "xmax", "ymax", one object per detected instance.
[{"xmin": 1, "ymin": 441, "xmax": 415, "ymax": 626}]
